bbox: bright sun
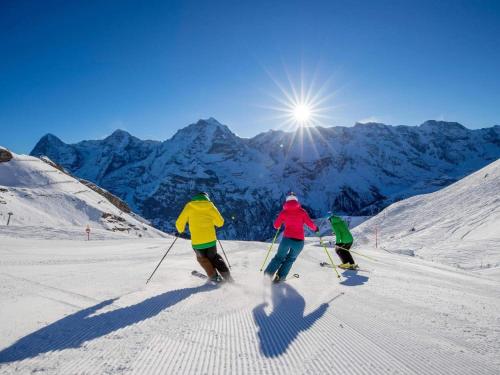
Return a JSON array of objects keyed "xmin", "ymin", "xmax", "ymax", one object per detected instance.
[
  {"xmin": 261, "ymin": 66, "xmax": 337, "ymax": 131},
  {"xmin": 292, "ymin": 103, "xmax": 311, "ymax": 124}
]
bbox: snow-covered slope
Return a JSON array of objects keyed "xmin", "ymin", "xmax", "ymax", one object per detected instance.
[
  {"xmin": 354, "ymin": 159, "xmax": 500, "ymax": 271},
  {"xmin": 0, "ymin": 150, "xmax": 167, "ymax": 239},
  {"xmin": 30, "ymin": 119, "xmax": 500, "ymax": 240},
  {"xmin": 0, "ymin": 236, "xmax": 498, "ymax": 374}
]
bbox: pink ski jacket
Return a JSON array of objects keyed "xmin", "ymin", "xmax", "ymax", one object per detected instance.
[{"xmin": 273, "ymin": 200, "xmax": 318, "ymax": 240}]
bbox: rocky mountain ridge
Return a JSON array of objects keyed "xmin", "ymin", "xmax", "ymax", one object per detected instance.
[{"xmin": 30, "ymin": 118, "xmax": 500, "ymax": 240}]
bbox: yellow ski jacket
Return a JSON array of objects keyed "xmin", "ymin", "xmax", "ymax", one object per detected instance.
[{"xmin": 175, "ymin": 194, "xmax": 224, "ymax": 249}]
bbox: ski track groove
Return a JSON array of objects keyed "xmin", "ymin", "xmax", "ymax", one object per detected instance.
[
  {"xmin": 270, "ymin": 298, "xmax": 301, "ymax": 372},
  {"xmin": 303, "ymin": 307, "xmax": 391, "ymax": 374},
  {"xmin": 2, "ymin": 285, "xmax": 497, "ymax": 375},
  {"xmin": 336, "ymin": 279, "xmax": 500, "ymax": 373},
  {"xmin": 36, "ymin": 286, "xmax": 206, "ymax": 375},
  {"xmin": 334, "ymin": 302, "xmax": 498, "ymax": 375},
  {"xmin": 238, "ymin": 307, "xmax": 259, "ymax": 373},
  {"xmin": 2, "ymin": 249, "xmax": 499, "ymax": 375},
  {"xmin": 185, "ymin": 317, "xmax": 205, "ymax": 375},
  {"xmin": 147, "ymin": 336, "xmax": 164, "ymax": 375},
  {"xmin": 0, "ymin": 272, "xmax": 100, "ymax": 304},
  {"xmin": 4, "ymin": 302, "xmax": 494, "ymax": 375},
  {"xmin": 315, "ymin": 309, "xmax": 412, "ymax": 374},
  {"xmin": 159, "ymin": 335, "xmax": 178, "ymax": 375}
]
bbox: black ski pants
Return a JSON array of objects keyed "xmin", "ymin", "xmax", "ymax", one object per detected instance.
[
  {"xmin": 335, "ymin": 242, "xmax": 355, "ymax": 264},
  {"xmin": 194, "ymin": 245, "xmax": 229, "ymax": 274}
]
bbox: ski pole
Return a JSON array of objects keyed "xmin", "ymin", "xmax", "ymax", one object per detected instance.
[
  {"xmin": 217, "ymin": 239, "xmax": 231, "ymax": 269},
  {"xmin": 335, "ymin": 244, "xmax": 377, "ymax": 262},
  {"xmin": 317, "ymin": 235, "xmax": 341, "ymax": 279},
  {"xmin": 259, "ymin": 227, "xmax": 281, "ymax": 271},
  {"xmin": 146, "ymin": 236, "xmax": 179, "ymax": 284}
]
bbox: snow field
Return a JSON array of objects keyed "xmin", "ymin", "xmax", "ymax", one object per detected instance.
[
  {"xmin": 0, "ymin": 236, "xmax": 498, "ymax": 374},
  {"xmin": 354, "ymin": 159, "xmax": 500, "ymax": 272},
  {"xmin": 0, "ymin": 152, "xmax": 166, "ymax": 238}
]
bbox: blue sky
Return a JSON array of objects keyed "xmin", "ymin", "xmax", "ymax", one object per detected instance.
[{"xmin": 1, "ymin": 0, "xmax": 499, "ymax": 153}]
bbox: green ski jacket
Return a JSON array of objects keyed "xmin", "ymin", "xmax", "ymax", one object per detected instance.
[{"xmin": 329, "ymin": 215, "xmax": 353, "ymax": 244}]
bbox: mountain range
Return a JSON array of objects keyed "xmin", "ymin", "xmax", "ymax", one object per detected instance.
[{"xmin": 30, "ymin": 118, "xmax": 500, "ymax": 240}]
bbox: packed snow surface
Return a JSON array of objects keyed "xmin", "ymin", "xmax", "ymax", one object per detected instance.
[
  {"xmin": 354, "ymin": 159, "xmax": 500, "ymax": 272},
  {"xmin": 0, "ymin": 151, "xmax": 166, "ymax": 239},
  {"xmin": 0, "ymin": 235, "xmax": 498, "ymax": 374}
]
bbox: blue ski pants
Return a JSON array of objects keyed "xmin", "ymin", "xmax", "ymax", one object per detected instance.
[{"xmin": 264, "ymin": 237, "xmax": 304, "ymax": 279}]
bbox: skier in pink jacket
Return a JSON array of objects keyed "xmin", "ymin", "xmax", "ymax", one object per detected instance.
[{"xmin": 264, "ymin": 193, "xmax": 318, "ymax": 282}]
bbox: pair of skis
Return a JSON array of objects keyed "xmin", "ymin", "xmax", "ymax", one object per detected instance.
[
  {"xmin": 191, "ymin": 270, "xmax": 300, "ymax": 283},
  {"xmin": 319, "ymin": 262, "xmax": 369, "ymax": 272},
  {"xmin": 190, "ymin": 270, "xmax": 237, "ymax": 285}
]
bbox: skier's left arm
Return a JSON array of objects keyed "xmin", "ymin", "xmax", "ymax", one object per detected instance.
[
  {"xmin": 303, "ymin": 211, "xmax": 319, "ymax": 232},
  {"xmin": 211, "ymin": 204, "xmax": 225, "ymax": 228}
]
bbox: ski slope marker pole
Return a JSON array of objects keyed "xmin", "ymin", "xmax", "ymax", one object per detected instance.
[
  {"xmin": 318, "ymin": 235, "xmax": 341, "ymax": 279},
  {"xmin": 146, "ymin": 236, "xmax": 179, "ymax": 284},
  {"xmin": 217, "ymin": 239, "xmax": 231, "ymax": 269},
  {"xmin": 260, "ymin": 227, "xmax": 281, "ymax": 271}
]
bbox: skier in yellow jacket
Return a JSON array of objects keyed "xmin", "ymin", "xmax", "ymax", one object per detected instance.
[{"xmin": 176, "ymin": 192, "xmax": 233, "ymax": 283}]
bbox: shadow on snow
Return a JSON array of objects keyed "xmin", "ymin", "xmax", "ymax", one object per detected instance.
[
  {"xmin": 0, "ymin": 284, "xmax": 215, "ymax": 363},
  {"xmin": 253, "ymin": 283, "xmax": 329, "ymax": 358},
  {"xmin": 340, "ymin": 271, "xmax": 369, "ymax": 286}
]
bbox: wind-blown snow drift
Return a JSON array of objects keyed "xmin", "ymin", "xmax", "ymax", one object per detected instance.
[
  {"xmin": 0, "ymin": 150, "xmax": 167, "ymax": 239},
  {"xmin": 354, "ymin": 158, "xmax": 500, "ymax": 271}
]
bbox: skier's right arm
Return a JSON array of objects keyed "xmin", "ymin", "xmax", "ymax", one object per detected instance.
[
  {"xmin": 273, "ymin": 212, "xmax": 284, "ymax": 229},
  {"xmin": 175, "ymin": 205, "xmax": 189, "ymax": 233}
]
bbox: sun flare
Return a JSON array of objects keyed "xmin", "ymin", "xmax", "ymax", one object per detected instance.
[
  {"xmin": 260, "ymin": 69, "xmax": 338, "ymax": 131},
  {"xmin": 292, "ymin": 103, "xmax": 311, "ymax": 124}
]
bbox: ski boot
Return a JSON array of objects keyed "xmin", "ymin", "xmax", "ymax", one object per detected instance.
[
  {"xmin": 338, "ymin": 263, "xmax": 352, "ymax": 270},
  {"xmin": 273, "ymin": 275, "xmax": 284, "ymax": 284},
  {"xmin": 209, "ymin": 274, "xmax": 223, "ymax": 284},
  {"xmin": 221, "ymin": 271, "xmax": 235, "ymax": 284},
  {"xmin": 339, "ymin": 263, "xmax": 359, "ymax": 270}
]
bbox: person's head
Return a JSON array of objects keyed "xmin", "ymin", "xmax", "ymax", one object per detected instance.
[
  {"xmin": 285, "ymin": 192, "xmax": 298, "ymax": 203},
  {"xmin": 192, "ymin": 191, "xmax": 210, "ymax": 201}
]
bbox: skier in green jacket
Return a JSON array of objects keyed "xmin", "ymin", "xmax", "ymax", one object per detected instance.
[{"xmin": 328, "ymin": 215, "xmax": 358, "ymax": 270}]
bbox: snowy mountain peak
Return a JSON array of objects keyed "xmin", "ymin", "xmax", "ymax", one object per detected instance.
[
  {"xmin": 354, "ymin": 121, "xmax": 388, "ymax": 128},
  {"xmin": 103, "ymin": 129, "xmax": 135, "ymax": 147},
  {"xmin": 193, "ymin": 118, "xmax": 233, "ymax": 134},
  {"xmin": 32, "ymin": 133, "xmax": 65, "ymax": 151},
  {"xmin": 420, "ymin": 120, "xmax": 467, "ymax": 132},
  {"xmin": 171, "ymin": 118, "xmax": 237, "ymax": 145},
  {"xmin": 205, "ymin": 117, "xmax": 223, "ymax": 126},
  {"xmin": 106, "ymin": 129, "xmax": 132, "ymax": 140},
  {"xmin": 353, "ymin": 122, "xmax": 393, "ymax": 134}
]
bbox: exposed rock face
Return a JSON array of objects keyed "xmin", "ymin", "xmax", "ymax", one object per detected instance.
[
  {"xmin": 39, "ymin": 156, "xmax": 69, "ymax": 174},
  {"xmin": 80, "ymin": 179, "xmax": 131, "ymax": 214},
  {"xmin": 30, "ymin": 119, "xmax": 500, "ymax": 240},
  {"xmin": 0, "ymin": 147, "xmax": 13, "ymax": 163}
]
